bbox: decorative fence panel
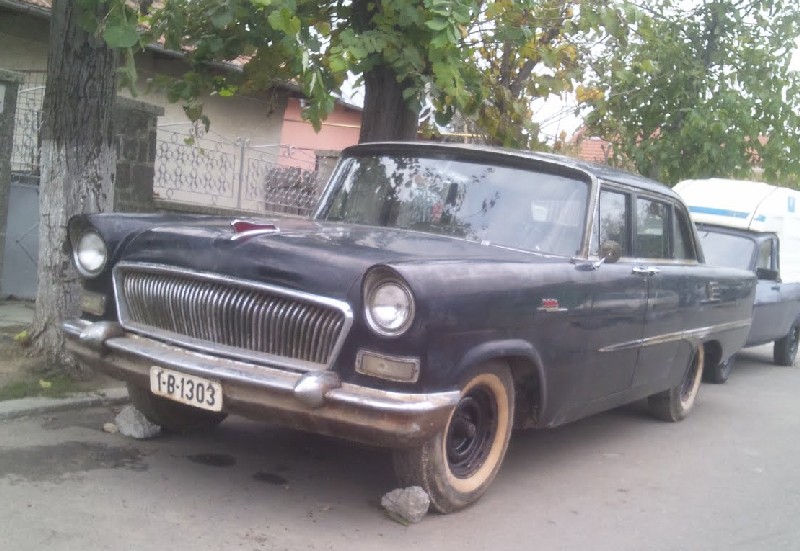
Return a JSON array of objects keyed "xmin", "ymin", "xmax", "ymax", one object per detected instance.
[{"xmin": 154, "ymin": 125, "xmax": 325, "ymax": 217}]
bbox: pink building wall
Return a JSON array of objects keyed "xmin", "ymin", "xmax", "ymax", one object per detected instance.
[{"xmin": 278, "ymin": 98, "xmax": 362, "ymax": 171}]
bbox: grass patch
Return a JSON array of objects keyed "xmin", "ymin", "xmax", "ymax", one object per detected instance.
[{"xmin": 0, "ymin": 373, "xmax": 83, "ymax": 401}]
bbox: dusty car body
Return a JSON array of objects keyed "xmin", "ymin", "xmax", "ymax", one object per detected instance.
[{"xmin": 63, "ymin": 143, "xmax": 756, "ymax": 512}]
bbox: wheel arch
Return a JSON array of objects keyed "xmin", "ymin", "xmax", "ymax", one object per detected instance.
[{"xmin": 453, "ymin": 339, "xmax": 546, "ymax": 429}]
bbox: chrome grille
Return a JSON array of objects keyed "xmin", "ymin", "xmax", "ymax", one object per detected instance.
[{"xmin": 114, "ymin": 265, "xmax": 350, "ymax": 370}]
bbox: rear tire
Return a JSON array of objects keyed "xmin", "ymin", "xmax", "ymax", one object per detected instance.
[
  {"xmin": 703, "ymin": 354, "xmax": 735, "ymax": 384},
  {"xmin": 648, "ymin": 346, "xmax": 704, "ymax": 422},
  {"xmin": 774, "ymin": 323, "xmax": 799, "ymax": 366},
  {"xmin": 392, "ymin": 362, "xmax": 514, "ymax": 513},
  {"xmin": 126, "ymin": 383, "xmax": 227, "ymax": 433}
]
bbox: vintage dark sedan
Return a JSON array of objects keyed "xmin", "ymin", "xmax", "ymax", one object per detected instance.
[{"xmin": 63, "ymin": 143, "xmax": 756, "ymax": 512}]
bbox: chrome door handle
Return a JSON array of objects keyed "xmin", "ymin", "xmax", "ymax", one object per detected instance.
[{"xmin": 632, "ymin": 266, "xmax": 660, "ymax": 276}]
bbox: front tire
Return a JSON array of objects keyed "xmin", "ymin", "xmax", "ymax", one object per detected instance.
[
  {"xmin": 774, "ymin": 323, "xmax": 799, "ymax": 366},
  {"xmin": 126, "ymin": 383, "xmax": 227, "ymax": 433},
  {"xmin": 648, "ymin": 346, "xmax": 704, "ymax": 422},
  {"xmin": 392, "ymin": 362, "xmax": 515, "ymax": 513}
]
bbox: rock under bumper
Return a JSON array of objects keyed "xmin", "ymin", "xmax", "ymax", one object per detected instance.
[{"xmin": 63, "ymin": 319, "xmax": 460, "ymax": 448}]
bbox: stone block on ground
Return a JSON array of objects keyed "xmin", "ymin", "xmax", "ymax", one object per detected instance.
[
  {"xmin": 114, "ymin": 405, "xmax": 161, "ymax": 439},
  {"xmin": 381, "ymin": 486, "xmax": 430, "ymax": 525}
]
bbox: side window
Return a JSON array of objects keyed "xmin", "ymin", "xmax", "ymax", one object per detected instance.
[
  {"xmin": 672, "ymin": 206, "xmax": 696, "ymax": 260},
  {"xmin": 595, "ymin": 189, "xmax": 629, "ymax": 256},
  {"xmin": 636, "ymin": 198, "xmax": 669, "ymax": 258},
  {"xmin": 756, "ymin": 240, "xmax": 775, "ymax": 270}
]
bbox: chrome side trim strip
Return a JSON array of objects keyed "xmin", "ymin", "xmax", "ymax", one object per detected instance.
[{"xmin": 599, "ymin": 318, "xmax": 752, "ymax": 353}]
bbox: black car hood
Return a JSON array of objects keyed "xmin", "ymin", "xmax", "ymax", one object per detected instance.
[{"xmin": 119, "ymin": 217, "xmax": 553, "ymax": 299}]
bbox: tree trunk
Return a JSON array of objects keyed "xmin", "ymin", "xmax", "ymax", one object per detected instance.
[
  {"xmin": 351, "ymin": 0, "xmax": 419, "ymax": 143},
  {"xmin": 32, "ymin": 0, "xmax": 117, "ymax": 373},
  {"xmin": 359, "ymin": 65, "xmax": 420, "ymax": 143}
]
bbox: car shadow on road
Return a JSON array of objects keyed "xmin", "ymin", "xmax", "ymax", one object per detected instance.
[{"xmin": 152, "ymin": 416, "xmax": 397, "ymax": 509}]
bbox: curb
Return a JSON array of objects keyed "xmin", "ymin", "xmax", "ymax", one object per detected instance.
[{"xmin": 0, "ymin": 387, "xmax": 130, "ymax": 421}]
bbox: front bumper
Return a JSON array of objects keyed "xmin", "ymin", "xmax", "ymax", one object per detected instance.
[{"xmin": 63, "ymin": 319, "xmax": 459, "ymax": 447}]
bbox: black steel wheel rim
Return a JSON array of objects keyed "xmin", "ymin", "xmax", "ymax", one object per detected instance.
[
  {"xmin": 446, "ymin": 386, "xmax": 497, "ymax": 478},
  {"xmin": 680, "ymin": 352, "xmax": 700, "ymax": 402}
]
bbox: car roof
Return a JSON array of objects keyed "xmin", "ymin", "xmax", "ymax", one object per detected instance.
[{"xmin": 343, "ymin": 141, "xmax": 679, "ymax": 200}]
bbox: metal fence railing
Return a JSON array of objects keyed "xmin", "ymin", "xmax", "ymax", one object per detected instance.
[{"xmin": 11, "ymin": 70, "xmax": 46, "ymax": 175}]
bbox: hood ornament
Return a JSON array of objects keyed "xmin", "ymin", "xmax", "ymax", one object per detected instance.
[{"xmin": 230, "ymin": 219, "xmax": 280, "ymax": 240}]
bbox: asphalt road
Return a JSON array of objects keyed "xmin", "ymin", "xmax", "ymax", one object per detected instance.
[{"xmin": 1, "ymin": 345, "xmax": 799, "ymax": 551}]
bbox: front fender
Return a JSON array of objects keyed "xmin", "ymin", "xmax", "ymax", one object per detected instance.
[{"xmin": 453, "ymin": 339, "xmax": 547, "ymax": 424}]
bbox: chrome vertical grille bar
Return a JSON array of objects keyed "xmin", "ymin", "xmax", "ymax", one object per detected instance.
[{"xmin": 114, "ymin": 263, "xmax": 352, "ymax": 371}]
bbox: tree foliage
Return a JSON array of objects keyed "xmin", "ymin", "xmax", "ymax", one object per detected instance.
[
  {"xmin": 455, "ymin": 1, "xmax": 608, "ymax": 147},
  {"xmin": 91, "ymin": 0, "xmax": 608, "ymax": 146},
  {"xmin": 582, "ymin": 0, "xmax": 800, "ymax": 185}
]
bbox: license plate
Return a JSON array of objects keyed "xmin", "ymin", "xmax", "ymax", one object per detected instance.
[{"xmin": 150, "ymin": 366, "xmax": 223, "ymax": 412}]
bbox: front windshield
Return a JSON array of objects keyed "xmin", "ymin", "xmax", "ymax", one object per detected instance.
[
  {"xmin": 318, "ymin": 154, "xmax": 589, "ymax": 257},
  {"xmin": 696, "ymin": 229, "xmax": 754, "ymax": 270}
]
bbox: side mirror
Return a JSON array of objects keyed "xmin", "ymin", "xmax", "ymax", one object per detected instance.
[
  {"xmin": 599, "ymin": 240, "xmax": 622, "ymax": 264},
  {"xmin": 756, "ymin": 267, "xmax": 780, "ymax": 282}
]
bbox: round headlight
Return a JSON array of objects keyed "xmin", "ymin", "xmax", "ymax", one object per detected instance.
[
  {"xmin": 365, "ymin": 279, "xmax": 415, "ymax": 336},
  {"xmin": 74, "ymin": 230, "xmax": 108, "ymax": 277}
]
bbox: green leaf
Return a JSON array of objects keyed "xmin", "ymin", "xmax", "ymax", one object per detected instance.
[
  {"xmin": 211, "ymin": 11, "xmax": 234, "ymax": 29},
  {"xmin": 103, "ymin": 22, "xmax": 139, "ymax": 48},
  {"xmin": 267, "ymin": 8, "xmax": 301, "ymax": 35},
  {"xmin": 328, "ymin": 55, "xmax": 348, "ymax": 73},
  {"xmin": 425, "ymin": 19, "xmax": 449, "ymax": 31}
]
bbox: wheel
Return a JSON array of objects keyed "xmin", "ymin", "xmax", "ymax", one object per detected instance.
[
  {"xmin": 703, "ymin": 354, "xmax": 735, "ymax": 384},
  {"xmin": 648, "ymin": 346, "xmax": 704, "ymax": 422},
  {"xmin": 126, "ymin": 382, "xmax": 227, "ymax": 433},
  {"xmin": 773, "ymin": 323, "xmax": 800, "ymax": 366},
  {"xmin": 392, "ymin": 362, "xmax": 514, "ymax": 513}
]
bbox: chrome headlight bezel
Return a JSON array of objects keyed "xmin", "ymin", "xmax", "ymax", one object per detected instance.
[
  {"xmin": 72, "ymin": 229, "xmax": 108, "ymax": 278},
  {"xmin": 363, "ymin": 269, "xmax": 416, "ymax": 337}
]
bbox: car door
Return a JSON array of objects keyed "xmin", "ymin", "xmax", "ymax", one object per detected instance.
[
  {"xmin": 750, "ymin": 237, "xmax": 789, "ymax": 343},
  {"xmin": 583, "ymin": 187, "xmax": 648, "ymax": 402},
  {"xmin": 631, "ymin": 198, "xmax": 696, "ymax": 388}
]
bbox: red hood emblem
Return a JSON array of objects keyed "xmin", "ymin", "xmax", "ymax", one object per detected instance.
[
  {"xmin": 230, "ymin": 219, "xmax": 280, "ymax": 240},
  {"xmin": 541, "ymin": 298, "xmax": 559, "ymax": 309}
]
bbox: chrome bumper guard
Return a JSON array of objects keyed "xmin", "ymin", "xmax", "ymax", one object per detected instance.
[{"xmin": 63, "ymin": 319, "xmax": 459, "ymax": 447}]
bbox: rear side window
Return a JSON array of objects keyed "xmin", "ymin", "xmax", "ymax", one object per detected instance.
[
  {"xmin": 636, "ymin": 198, "xmax": 669, "ymax": 258},
  {"xmin": 757, "ymin": 239, "xmax": 776, "ymax": 270},
  {"xmin": 595, "ymin": 189, "xmax": 630, "ymax": 256},
  {"xmin": 672, "ymin": 206, "xmax": 696, "ymax": 260},
  {"xmin": 595, "ymin": 188, "xmax": 696, "ymax": 261}
]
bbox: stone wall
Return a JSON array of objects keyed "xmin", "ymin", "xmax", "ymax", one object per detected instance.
[
  {"xmin": 113, "ymin": 97, "xmax": 163, "ymax": 213},
  {"xmin": 314, "ymin": 150, "xmax": 340, "ymax": 189}
]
